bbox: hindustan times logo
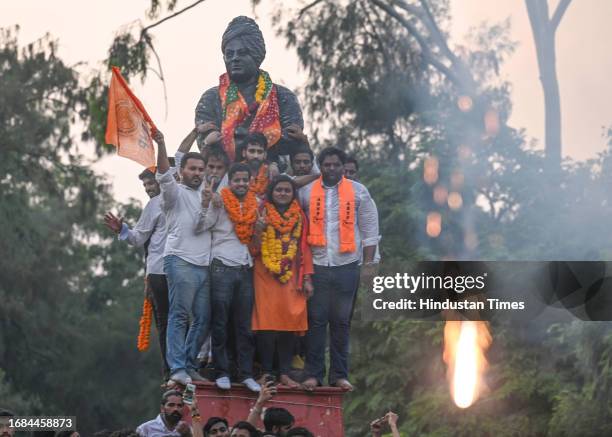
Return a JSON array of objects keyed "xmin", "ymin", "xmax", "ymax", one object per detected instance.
[{"xmin": 372, "ymin": 273, "xmax": 487, "ymax": 294}]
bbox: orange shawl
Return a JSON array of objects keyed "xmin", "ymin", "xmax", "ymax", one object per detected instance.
[{"xmin": 307, "ymin": 176, "xmax": 356, "ymax": 253}]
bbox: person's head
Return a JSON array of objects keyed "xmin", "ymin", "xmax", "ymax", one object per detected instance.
[
  {"xmin": 204, "ymin": 417, "xmax": 230, "ymax": 437},
  {"xmin": 139, "ymin": 169, "xmax": 160, "ymax": 198},
  {"xmin": 290, "ymin": 148, "xmax": 314, "ymax": 176},
  {"xmin": 343, "ymin": 156, "xmax": 359, "ymax": 181},
  {"xmin": 160, "ymin": 390, "xmax": 184, "ymax": 426},
  {"xmin": 317, "ymin": 147, "xmax": 347, "ymax": 186},
  {"xmin": 222, "ymin": 16, "xmax": 265, "ymax": 83},
  {"xmin": 180, "ymin": 152, "xmax": 206, "ymax": 189},
  {"xmin": 203, "ymin": 146, "xmax": 230, "ymax": 185},
  {"xmin": 266, "ymin": 175, "xmax": 297, "ymax": 209},
  {"xmin": 0, "ymin": 410, "xmax": 14, "ymax": 437},
  {"xmin": 228, "ymin": 163, "xmax": 252, "ymax": 199},
  {"xmin": 242, "ymin": 133, "xmax": 268, "ymax": 170},
  {"xmin": 230, "ymin": 421, "xmax": 259, "ymax": 437},
  {"xmin": 285, "ymin": 428, "xmax": 314, "ymax": 437},
  {"xmin": 263, "ymin": 408, "xmax": 294, "ymax": 436}
]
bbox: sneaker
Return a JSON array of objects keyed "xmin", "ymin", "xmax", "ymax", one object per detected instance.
[
  {"xmin": 187, "ymin": 369, "xmax": 207, "ymax": 382},
  {"xmin": 170, "ymin": 370, "xmax": 191, "ymax": 386},
  {"xmin": 242, "ymin": 377, "xmax": 261, "ymax": 392},
  {"xmin": 215, "ymin": 376, "xmax": 231, "ymax": 390}
]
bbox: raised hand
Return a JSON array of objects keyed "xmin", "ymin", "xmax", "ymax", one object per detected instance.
[
  {"xmin": 268, "ymin": 162, "xmax": 280, "ymax": 179},
  {"xmin": 196, "ymin": 121, "xmax": 218, "ymax": 134},
  {"xmin": 286, "ymin": 124, "xmax": 309, "ymax": 146},
  {"xmin": 386, "ymin": 411, "xmax": 398, "ymax": 427},
  {"xmin": 255, "ymin": 208, "xmax": 267, "ymax": 233},
  {"xmin": 103, "ymin": 211, "xmax": 123, "ymax": 234},
  {"xmin": 152, "ymin": 129, "xmax": 165, "ymax": 146},
  {"xmin": 204, "ymin": 130, "xmax": 223, "ymax": 146},
  {"xmin": 201, "ymin": 178, "xmax": 214, "ymax": 207}
]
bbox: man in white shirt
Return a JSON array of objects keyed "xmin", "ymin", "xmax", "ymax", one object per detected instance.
[
  {"xmin": 103, "ymin": 168, "xmax": 171, "ymax": 380},
  {"xmin": 299, "ymin": 147, "xmax": 379, "ymax": 391},
  {"xmin": 136, "ymin": 390, "xmax": 192, "ymax": 437},
  {"xmin": 154, "ymin": 130, "xmax": 212, "ymax": 386},
  {"xmin": 195, "ymin": 163, "xmax": 260, "ymax": 392}
]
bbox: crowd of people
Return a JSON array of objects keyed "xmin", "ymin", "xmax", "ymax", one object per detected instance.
[
  {"xmin": 101, "ymin": 15, "xmax": 382, "ymax": 436},
  {"xmin": 1, "ymin": 401, "xmax": 399, "ymax": 437},
  {"xmin": 105, "ymin": 123, "xmax": 380, "ymax": 395},
  {"xmin": 100, "ymin": 123, "xmax": 381, "ymax": 435}
]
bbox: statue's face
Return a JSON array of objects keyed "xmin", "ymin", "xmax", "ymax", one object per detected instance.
[{"xmin": 223, "ymin": 38, "xmax": 258, "ymax": 83}]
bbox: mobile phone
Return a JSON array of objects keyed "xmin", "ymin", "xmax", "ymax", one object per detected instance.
[
  {"xmin": 265, "ymin": 374, "xmax": 276, "ymax": 384},
  {"xmin": 183, "ymin": 383, "xmax": 196, "ymax": 405}
]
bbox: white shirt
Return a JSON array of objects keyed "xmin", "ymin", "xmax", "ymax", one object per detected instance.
[
  {"xmin": 119, "ymin": 195, "xmax": 166, "ymax": 275},
  {"xmin": 195, "ymin": 201, "xmax": 253, "ymax": 267},
  {"xmin": 299, "ymin": 177, "xmax": 379, "ymax": 267},
  {"xmin": 136, "ymin": 414, "xmax": 184, "ymax": 437},
  {"xmin": 156, "ymin": 170, "xmax": 212, "ymax": 266}
]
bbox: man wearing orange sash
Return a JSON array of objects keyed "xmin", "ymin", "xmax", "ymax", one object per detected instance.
[{"xmin": 298, "ymin": 147, "xmax": 380, "ymax": 391}]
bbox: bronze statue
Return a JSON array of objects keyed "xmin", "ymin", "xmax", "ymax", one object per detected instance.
[{"xmin": 195, "ymin": 16, "xmax": 304, "ymax": 162}]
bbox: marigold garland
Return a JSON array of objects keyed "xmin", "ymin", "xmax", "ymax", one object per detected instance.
[
  {"xmin": 249, "ymin": 164, "xmax": 269, "ymax": 196},
  {"xmin": 261, "ymin": 201, "xmax": 302, "ymax": 283},
  {"xmin": 221, "ymin": 187, "xmax": 258, "ymax": 244},
  {"xmin": 137, "ymin": 297, "xmax": 153, "ymax": 352}
]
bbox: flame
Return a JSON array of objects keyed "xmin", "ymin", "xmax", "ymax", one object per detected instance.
[{"xmin": 443, "ymin": 321, "xmax": 492, "ymax": 408}]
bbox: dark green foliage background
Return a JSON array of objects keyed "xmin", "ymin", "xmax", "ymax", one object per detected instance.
[{"xmin": 1, "ymin": 1, "xmax": 611, "ymax": 436}]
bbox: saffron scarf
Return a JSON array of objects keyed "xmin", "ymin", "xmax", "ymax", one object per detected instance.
[
  {"xmin": 307, "ymin": 176, "xmax": 356, "ymax": 253},
  {"xmin": 219, "ymin": 70, "xmax": 281, "ymax": 161}
]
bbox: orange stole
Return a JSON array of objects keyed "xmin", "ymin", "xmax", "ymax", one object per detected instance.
[{"xmin": 307, "ymin": 176, "xmax": 356, "ymax": 253}]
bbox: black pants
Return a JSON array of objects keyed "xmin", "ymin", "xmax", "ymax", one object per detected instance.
[
  {"xmin": 148, "ymin": 273, "xmax": 170, "ymax": 378},
  {"xmin": 256, "ymin": 331, "xmax": 296, "ymax": 375},
  {"xmin": 210, "ymin": 259, "xmax": 255, "ymax": 380}
]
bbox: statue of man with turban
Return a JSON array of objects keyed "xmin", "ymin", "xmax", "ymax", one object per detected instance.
[{"xmin": 195, "ymin": 16, "xmax": 304, "ymax": 163}]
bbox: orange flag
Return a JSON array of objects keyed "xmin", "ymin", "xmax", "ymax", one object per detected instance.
[{"xmin": 105, "ymin": 66, "xmax": 157, "ymax": 168}]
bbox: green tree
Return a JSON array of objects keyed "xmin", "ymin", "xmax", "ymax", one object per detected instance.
[{"xmin": 0, "ymin": 29, "xmax": 162, "ymax": 433}]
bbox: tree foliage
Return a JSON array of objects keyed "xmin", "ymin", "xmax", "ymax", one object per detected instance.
[
  {"xmin": 0, "ymin": 29, "xmax": 163, "ymax": 434},
  {"xmin": 1, "ymin": 1, "xmax": 611, "ymax": 436}
]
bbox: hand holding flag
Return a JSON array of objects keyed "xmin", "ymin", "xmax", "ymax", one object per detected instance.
[{"xmin": 105, "ymin": 66, "xmax": 157, "ymax": 168}]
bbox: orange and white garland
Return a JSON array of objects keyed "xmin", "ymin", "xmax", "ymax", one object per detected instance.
[
  {"xmin": 261, "ymin": 200, "xmax": 302, "ymax": 283},
  {"xmin": 137, "ymin": 297, "xmax": 153, "ymax": 352},
  {"xmin": 221, "ymin": 187, "xmax": 258, "ymax": 244}
]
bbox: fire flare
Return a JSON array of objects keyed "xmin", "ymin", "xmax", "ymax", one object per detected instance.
[{"xmin": 443, "ymin": 320, "xmax": 492, "ymax": 408}]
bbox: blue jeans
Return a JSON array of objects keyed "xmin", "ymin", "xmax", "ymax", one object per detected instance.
[
  {"xmin": 306, "ymin": 262, "xmax": 360, "ymax": 385},
  {"xmin": 210, "ymin": 258, "xmax": 255, "ymax": 380},
  {"xmin": 164, "ymin": 255, "xmax": 211, "ymax": 374}
]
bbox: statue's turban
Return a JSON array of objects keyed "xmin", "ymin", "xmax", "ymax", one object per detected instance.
[{"xmin": 221, "ymin": 16, "xmax": 266, "ymax": 67}]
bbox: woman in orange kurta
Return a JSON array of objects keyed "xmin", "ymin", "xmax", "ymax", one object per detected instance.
[{"xmin": 251, "ymin": 175, "xmax": 314, "ymax": 387}]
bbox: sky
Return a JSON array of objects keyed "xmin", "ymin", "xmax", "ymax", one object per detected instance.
[{"xmin": 3, "ymin": 0, "xmax": 611, "ymax": 206}]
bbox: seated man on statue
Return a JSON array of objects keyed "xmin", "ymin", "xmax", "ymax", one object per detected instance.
[{"xmin": 195, "ymin": 15, "xmax": 305, "ymax": 167}]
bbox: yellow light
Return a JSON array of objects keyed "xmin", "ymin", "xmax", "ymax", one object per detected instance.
[
  {"xmin": 426, "ymin": 212, "xmax": 442, "ymax": 237},
  {"xmin": 457, "ymin": 95, "xmax": 473, "ymax": 112},
  {"xmin": 448, "ymin": 192, "xmax": 463, "ymax": 210},
  {"xmin": 443, "ymin": 321, "xmax": 492, "ymax": 409}
]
